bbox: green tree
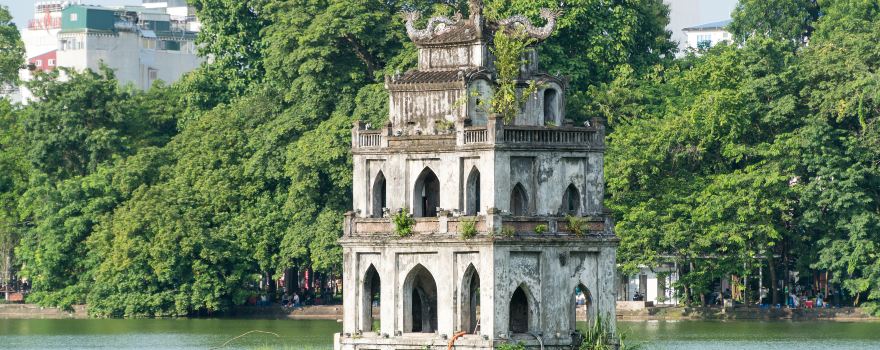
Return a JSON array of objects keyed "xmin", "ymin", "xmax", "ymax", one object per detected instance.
[
  {"xmin": 0, "ymin": 5, "xmax": 23, "ymax": 87},
  {"xmin": 728, "ymin": 0, "xmax": 820, "ymax": 44},
  {"xmin": 607, "ymin": 38, "xmax": 805, "ymax": 305}
]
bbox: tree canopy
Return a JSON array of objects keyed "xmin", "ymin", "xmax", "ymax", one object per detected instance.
[
  {"xmin": 607, "ymin": 0, "xmax": 880, "ymax": 310},
  {"xmin": 0, "ymin": 5, "xmax": 23, "ymax": 87}
]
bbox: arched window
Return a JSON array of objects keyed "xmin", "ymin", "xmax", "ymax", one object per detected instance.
[
  {"xmin": 413, "ymin": 168, "xmax": 440, "ymax": 217},
  {"xmin": 509, "ymin": 285, "xmax": 531, "ymax": 333},
  {"xmin": 372, "ymin": 172, "xmax": 387, "ymax": 218},
  {"xmin": 460, "ymin": 264, "xmax": 481, "ymax": 333},
  {"xmin": 465, "ymin": 168, "xmax": 481, "ymax": 216},
  {"xmin": 510, "ymin": 183, "xmax": 529, "ymax": 216},
  {"xmin": 570, "ymin": 283, "xmax": 593, "ymax": 330},
  {"xmin": 543, "ymin": 88, "xmax": 558, "ymax": 124},
  {"xmin": 361, "ymin": 265, "xmax": 381, "ymax": 331},
  {"xmin": 403, "ymin": 264, "xmax": 438, "ymax": 333},
  {"xmin": 562, "ymin": 184, "xmax": 580, "ymax": 215}
]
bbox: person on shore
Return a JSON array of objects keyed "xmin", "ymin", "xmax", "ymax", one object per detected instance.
[
  {"xmin": 293, "ymin": 293, "xmax": 301, "ymax": 310},
  {"xmin": 789, "ymin": 291, "xmax": 799, "ymax": 308},
  {"xmin": 282, "ymin": 293, "xmax": 291, "ymax": 308}
]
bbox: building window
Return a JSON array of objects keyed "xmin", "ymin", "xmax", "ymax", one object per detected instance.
[
  {"xmin": 460, "ymin": 264, "xmax": 480, "ymax": 334},
  {"xmin": 465, "ymin": 167, "xmax": 480, "ymax": 216},
  {"xmin": 371, "ymin": 171, "xmax": 387, "ymax": 218},
  {"xmin": 148, "ymin": 69, "xmax": 158, "ymax": 81},
  {"xmin": 509, "ymin": 285, "xmax": 531, "ymax": 333},
  {"xmin": 543, "ymin": 88, "xmax": 558, "ymax": 124},
  {"xmin": 361, "ymin": 264, "xmax": 381, "ymax": 332},
  {"xmin": 403, "ymin": 264, "xmax": 437, "ymax": 333},
  {"xmin": 70, "ymin": 13, "xmax": 78, "ymax": 22},
  {"xmin": 413, "ymin": 167, "xmax": 440, "ymax": 217},
  {"xmin": 510, "ymin": 183, "xmax": 529, "ymax": 216},
  {"xmin": 561, "ymin": 184, "xmax": 580, "ymax": 215},
  {"xmin": 47, "ymin": 59, "xmax": 55, "ymax": 66},
  {"xmin": 696, "ymin": 34, "xmax": 712, "ymax": 48},
  {"xmin": 35, "ymin": 60, "xmax": 42, "ymax": 67}
]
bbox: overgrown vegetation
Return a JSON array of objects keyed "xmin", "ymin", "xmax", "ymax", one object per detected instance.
[
  {"xmin": 490, "ymin": 29, "xmax": 537, "ymax": 123},
  {"xmin": 459, "ymin": 217, "xmax": 478, "ymax": 239},
  {"xmin": 500, "ymin": 225, "xmax": 516, "ymax": 238},
  {"xmin": 566, "ymin": 215, "xmax": 587, "ymax": 237},
  {"xmin": 496, "ymin": 342, "xmax": 526, "ymax": 350},
  {"xmin": 579, "ymin": 315, "xmax": 642, "ymax": 350},
  {"xmin": 393, "ymin": 209, "xmax": 415, "ymax": 238},
  {"xmin": 534, "ymin": 224, "xmax": 548, "ymax": 235}
]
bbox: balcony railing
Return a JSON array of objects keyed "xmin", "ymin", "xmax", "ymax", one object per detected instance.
[
  {"xmin": 501, "ymin": 127, "xmax": 598, "ymax": 145},
  {"xmin": 463, "ymin": 127, "xmax": 488, "ymax": 144},
  {"xmin": 357, "ymin": 132, "xmax": 382, "ymax": 148},
  {"xmin": 346, "ymin": 213, "xmax": 607, "ymax": 237},
  {"xmin": 351, "ymin": 118, "xmax": 604, "ymax": 150}
]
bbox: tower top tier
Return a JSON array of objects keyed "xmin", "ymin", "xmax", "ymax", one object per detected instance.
[
  {"xmin": 385, "ymin": 1, "xmax": 567, "ymax": 135},
  {"xmin": 402, "ymin": 0, "xmax": 560, "ymax": 71}
]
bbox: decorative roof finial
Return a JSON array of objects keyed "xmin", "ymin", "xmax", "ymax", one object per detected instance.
[
  {"xmin": 497, "ymin": 8, "xmax": 562, "ymax": 41},
  {"xmin": 469, "ymin": 0, "xmax": 483, "ymax": 20}
]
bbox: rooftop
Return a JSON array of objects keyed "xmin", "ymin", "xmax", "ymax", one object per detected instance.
[{"xmin": 683, "ymin": 19, "xmax": 732, "ymax": 31}]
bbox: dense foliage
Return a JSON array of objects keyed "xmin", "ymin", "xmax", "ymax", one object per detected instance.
[
  {"xmin": 607, "ymin": 0, "xmax": 880, "ymax": 310},
  {"xmin": 0, "ymin": 5, "xmax": 23, "ymax": 87}
]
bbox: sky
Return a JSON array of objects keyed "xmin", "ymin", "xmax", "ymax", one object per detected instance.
[{"xmin": 3, "ymin": 0, "xmax": 144, "ymax": 29}]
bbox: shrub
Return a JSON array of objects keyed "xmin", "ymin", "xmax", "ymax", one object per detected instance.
[
  {"xmin": 500, "ymin": 225, "xmax": 515, "ymax": 237},
  {"xmin": 534, "ymin": 224, "xmax": 548, "ymax": 234},
  {"xmin": 579, "ymin": 315, "xmax": 644, "ymax": 350},
  {"xmin": 566, "ymin": 214, "xmax": 587, "ymax": 237},
  {"xmin": 497, "ymin": 342, "xmax": 526, "ymax": 350},
  {"xmin": 393, "ymin": 209, "xmax": 415, "ymax": 237},
  {"xmin": 459, "ymin": 217, "xmax": 478, "ymax": 239},
  {"xmin": 435, "ymin": 119, "xmax": 454, "ymax": 132}
]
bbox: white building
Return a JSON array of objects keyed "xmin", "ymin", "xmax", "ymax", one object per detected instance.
[
  {"xmin": 14, "ymin": 1, "xmax": 202, "ymax": 102},
  {"xmin": 664, "ymin": 0, "xmax": 737, "ymax": 53},
  {"xmin": 682, "ymin": 19, "xmax": 733, "ymax": 50},
  {"xmin": 618, "ymin": 264, "xmax": 680, "ymax": 306}
]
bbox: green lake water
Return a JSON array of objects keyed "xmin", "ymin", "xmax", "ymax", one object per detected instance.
[{"xmin": 1, "ymin": 318, "xmax": 879, "ymax": 349}]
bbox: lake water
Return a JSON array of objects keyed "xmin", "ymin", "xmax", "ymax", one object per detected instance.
[{"xmin": 1, "ymin": 318, "xmax": 879, "ymax": 349}]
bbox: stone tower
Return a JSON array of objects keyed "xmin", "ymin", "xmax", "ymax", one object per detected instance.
[{"xmin": 336, "ymin": 2, "xmax": 619, "ymax": 349}]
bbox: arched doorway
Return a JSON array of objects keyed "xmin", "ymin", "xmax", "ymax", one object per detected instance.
[
  {"xmin": 414, "ymin": 168, "xmax": 440, "ymax": 217},
  {"xmin": 509, "ymin": 285, "xmax": 531, "ymax": 333},
  {"xmin": 361, "ymin": 265, "xmax": 381, "ymax": 332},
  {"xmin": 465, "ymin": 167, "xmax": 481, "ymax": 216},
  {"xmin": 403, "ymin": 264, "xmax": 438, "ymax": 333},
  {"xmin": 510, "ymin": 183, "xmax": 529, "ymax": 216},
  {"xmin": 543, "ymin": 88, "xmax": 558, "ymax": 124},
  {"xmin": 460, "ymin": 264, "xmax": 481, "ymax": 333},
  {"xmin": 561, "ymin": 184, "xmax": 580, "ymax": 215},
  {"xmin": 372, "ymin": 172, "xmax": 387, "ymax": 218},
  {"xmin": 571, "ymin": 283, "xmax": 592, "ymax": 329}
]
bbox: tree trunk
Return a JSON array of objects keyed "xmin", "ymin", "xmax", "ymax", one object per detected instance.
[
  {"xmin": 291, "ymin": 266, "xmax": 300, "ymax": 293},
  {"xmin": 681, "ymin": 262, "xmax": 690, "ymax": 306},
  {"xmin": 267, "ymin": 272, "xmax": 277, "ymax": 302},
  {"xmin": 768, "ymin": 254, "xmax": 779, "ymax": 305}
]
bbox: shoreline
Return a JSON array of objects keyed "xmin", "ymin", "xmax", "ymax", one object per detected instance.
[{"xmin": 2, "ymin": 303, "xmax": 876, "ymax": 321}]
